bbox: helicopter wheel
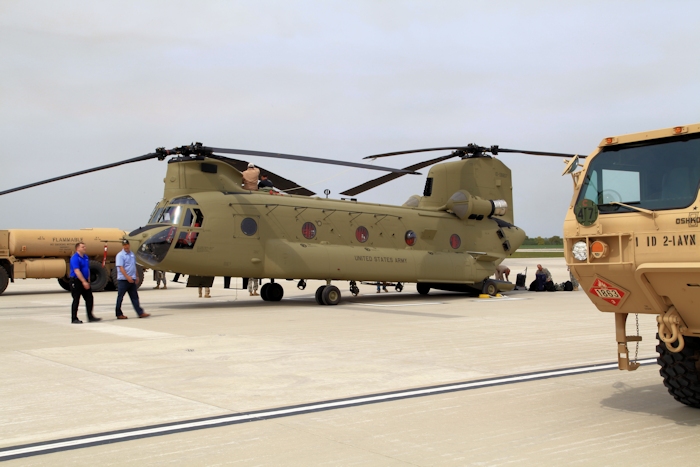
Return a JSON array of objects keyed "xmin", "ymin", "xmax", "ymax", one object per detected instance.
[
  {"xmin": 267, "ymin": 283, "xmax": 284, "ymax": 301},
  {"xmin": 395, "ymin": 282, "xmax": 404, "ymax": 292},
  {"xmin": 260, "ymin": 283, "xmax": 271, "ymax": 301},
  {"xmin": 322, "ymin": 285, "xmax": 341, "ymax": 306},
  {"xmin": 349, "ymin": 281, "xmax": 359, "ymax": 296},
  {"xmin": 315, "ymin": 285, "xmax": 327, "ymax": 305},
  {"xmin": 482, "ymin": 280, "xmax": 498, "ymax": 296},
  {"xmin": 417, "ymin": 283, "xmax": 430, "ymax": 295}
]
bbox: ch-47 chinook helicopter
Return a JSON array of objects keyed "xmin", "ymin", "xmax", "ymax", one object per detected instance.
[{"xmin": 0, "ymin": 141, "xmax": 576, "ymax": 305}]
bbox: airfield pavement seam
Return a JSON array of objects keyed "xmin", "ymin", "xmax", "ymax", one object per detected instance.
[{"xmin": 0, "ymin": 358, "xmax": 657, "ymax": 461}]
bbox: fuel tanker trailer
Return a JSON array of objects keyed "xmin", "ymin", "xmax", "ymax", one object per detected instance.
[{"xmin": 0, "ymin": 228, "xmax": 143, "ymax": 295}]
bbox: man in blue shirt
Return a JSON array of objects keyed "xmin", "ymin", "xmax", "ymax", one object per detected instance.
[
  {"xmin": 69, "ymin": 242, "xmax": 101, "ymax": 324},
  {"xmin": 115, "ymin": 240, "xmax": 150, "ymax": 319}
]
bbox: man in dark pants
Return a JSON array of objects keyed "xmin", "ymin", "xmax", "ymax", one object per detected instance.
[
  {"xmin": 69, "ymin": 242, "xmax": 101, "ymax": 323},
  {"xmin": 115, "ymin": 240, "xmax": 150, "ymax": 319}
]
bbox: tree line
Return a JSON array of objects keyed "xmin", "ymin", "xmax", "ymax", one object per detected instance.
[{"xmin": 522, "ymin": 236, "xmax": 563, "ymax": 245}]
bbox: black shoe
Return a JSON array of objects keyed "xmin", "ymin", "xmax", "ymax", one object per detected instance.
[
  {"xmin": 88, "ymin": 317, "xmax": 102, "ymax": 322},
  {"xmin": 72, "ymin": 319, "xmax": 83, "ymax": 324}
]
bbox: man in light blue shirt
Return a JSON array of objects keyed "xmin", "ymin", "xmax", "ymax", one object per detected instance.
[{"xmin": 115, "ymin": 240, "xmax": 150, "ymax": 319}]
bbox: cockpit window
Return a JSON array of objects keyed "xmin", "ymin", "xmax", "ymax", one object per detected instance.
[
  {"xmin": 170, "ymin": 196, "xmax": 198, "ymax": 205},
  {"xmin": 182, "ymin": 208, "xmax": 204, "ymax": 227},
  {"xmin": 149, "ymin": 207, "xmax": 165, "ymax": 224},
  {"xmin": 157, "ymin": 206, "xmax": 183, "ymax": 225},
  {"xmin": 578, "ymin": 134, "xmax": 700, "ymax": 213}
]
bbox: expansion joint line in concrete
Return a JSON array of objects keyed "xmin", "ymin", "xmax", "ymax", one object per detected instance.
[{"xmin": 0, "ymin": 358, "xmax": 656, "ymax": 461}]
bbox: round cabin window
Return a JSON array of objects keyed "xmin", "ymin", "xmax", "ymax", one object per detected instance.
[
  {"xmin": 301, "ymin": 222, "xmax": 316, "ymax": 240},
  {"xmin": 450, "ymin": 234, "xmax": 461, "ymax": 249},
  {"xmin": 405, "ymin": 230, "xmax": 417, "ymax": 246},
  {"xmin": 241, "ymin": 218, "xmax": 258, "ymax": 236},
  {"xmin": 355, "ymin": 226, "xmax": 369, "ymax": 243}
]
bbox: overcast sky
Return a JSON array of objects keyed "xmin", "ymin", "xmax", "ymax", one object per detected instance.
[{"xmin": 1, "ymin": 0, "xmax": 698, "ymax": 237}]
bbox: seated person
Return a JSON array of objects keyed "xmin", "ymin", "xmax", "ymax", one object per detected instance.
[{"xmin": 258, "ymin": 174, "xmax": 274, "ymax": 190}]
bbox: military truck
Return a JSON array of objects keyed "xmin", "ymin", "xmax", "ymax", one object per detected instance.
[
  {"xmin": 563, "ymin": 122, "xmax": 700, "ymax": 407},
  {"xmin": 0, "ymin": 228, "xmax": 143, "ymax": 295}
]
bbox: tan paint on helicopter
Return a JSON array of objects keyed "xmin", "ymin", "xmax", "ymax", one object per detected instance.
[{"xmin": 128, "ymin": 155, "xmax": 523, "ymax": 289}]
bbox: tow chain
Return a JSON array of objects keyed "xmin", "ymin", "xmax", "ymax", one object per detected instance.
[{"xmin": 633, "ymin": 313, "xmax": 639, "ymax": 364}]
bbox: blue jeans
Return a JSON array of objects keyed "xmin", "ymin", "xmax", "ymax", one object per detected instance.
[{"xmin": 116, "ymin": 280, "xmax": 145, "ymax": 317}]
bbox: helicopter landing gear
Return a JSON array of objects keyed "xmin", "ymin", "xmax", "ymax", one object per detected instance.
[
  {"xmin": 261, "ymin": 282, "xmax": 284, "ymax": 301},
  {"xmin": 417, "ymin": 283, "xmax": 430, "ymax": 295},
  {"xmin": 395, "ymin": 282, "xmax": 404, "ymax": 292},
  {"xmin": 482, "ymin": 280, "xmax": 498, "ymax": 296},
  {"xmin": 349, "ymin": 281, "xmax": 360, "ymax": 296},
  {"xmin": 315, "ymin": 284, "xmax": 342, "ymax": 305},
  {"xmin": 297, "ymin": 279, "xmax": 307, "ymax": 290},
  {"xmin": 315, "ymin": 285, "xmax": 326, "ymax": 305}
]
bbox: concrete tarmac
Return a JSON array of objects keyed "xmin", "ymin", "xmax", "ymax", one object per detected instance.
[{"xmin": 1, "ymin": 258, "xmax": 699, "ymax": 465}]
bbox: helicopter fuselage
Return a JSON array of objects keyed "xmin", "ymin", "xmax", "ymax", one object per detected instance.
[{"xmin": 127, "ymin": 156, "xmax": 526, "ymax": 292}]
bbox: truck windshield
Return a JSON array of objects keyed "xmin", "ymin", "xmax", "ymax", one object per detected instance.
[{"xmin": 578, "ymin": 134, "xmax": 700, "ymax": 213}]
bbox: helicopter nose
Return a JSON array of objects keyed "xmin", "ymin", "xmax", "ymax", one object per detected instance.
[{"xmin": 131, "ymin": 226, "xmax": 177, "ymax": 267}]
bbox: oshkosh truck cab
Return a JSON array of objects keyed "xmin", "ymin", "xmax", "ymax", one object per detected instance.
[{"xmin": 564, "ymin": 123, "xmax": 700, "ymax": 407}]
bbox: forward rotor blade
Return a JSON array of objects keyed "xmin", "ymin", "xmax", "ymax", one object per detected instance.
[
  {"xmin": 0, "ymin": 153, "xmax": 160, "ymax": 197},
  {"xmin": 204, "ymin": 146, "xmax": 420, "ymax": 174},
  {"xmin": 208, "ymin": 155, "xmax": 315, "ymax": 196},
  {"xmin": 340, "ymin": 153, "xmax": 457, "ymax": 196},
  {"xmin": 363, "ymin": 147, "xmax": 467, "ymax": 160}
]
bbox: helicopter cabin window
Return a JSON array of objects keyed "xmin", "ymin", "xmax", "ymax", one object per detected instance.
[
  {"xmin": 241, "ymin": 218, "xmax": 258, "ymax": 236},
  {"xmin": 182, "ymin": 209, "xmax": 204, "ymax": 228},
  {"xmin": 450, "ymin": 234, "xmax": 461, "ymax": 249},
  {"xmin": 423, "ymin": 178, "xmax": 434, "ymax": 197},
  {"xmin": 405, "ymin": 230, "xmax": 416, "ymax": 246},
  {"xmin": 578, "ymin": 134, "xmax": 700, "ymax": 212},
  {"xmin": 170, "ymin": 196, "xmax": 198, "ymax": 205},
  {"xmin": 355, "ymin": 226, "xmax": 369, "ymax": 243},
  {"xmin": 301, "ymin": 222, "xmax": 316, "ymax": 240}
]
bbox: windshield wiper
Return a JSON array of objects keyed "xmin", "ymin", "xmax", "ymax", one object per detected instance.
[{"xmin": 610, "ymin": 201, "xmax": 658, "ymax": 229}]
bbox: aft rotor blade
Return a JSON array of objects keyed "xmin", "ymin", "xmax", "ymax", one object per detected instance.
[
  {"xmin": 340, "ymin": 153, "xmax": 458, "ymax": 196},
  {"xmin": 204, "ymin": 146, "xmax": 420, "ymax": 174},
  {"xmin": 0, "ymin": 153, "xmax": 160, "ymax": 196},
  {"xmin": 362, "ymin": 146, "xmax": 583, "ymax": 159},
  {"xmin": 494, "ymin": 147, "xmax": 582, "ymax": 158},
  {"xmin": 208, "ymin": 155, "xmax": 315, "ymax": 196}
]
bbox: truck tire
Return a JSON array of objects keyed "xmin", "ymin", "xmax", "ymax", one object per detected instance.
[
  {"xmin": 89, "ymin": 261, "xmax": 110, "ymax": 292},
  {"xmin": 657, "ymin": 334, "xmax": 700, "ymax": 408},
  {"xmin": 57, "ymin": 276, "xmax": 70, "ymax": 291},
  {"xmin": 110, "ymin": 264, "xmax": 145, "ymax": 290},
  {"xmin": 0, "ymin": 266, "xmax": 9, "ymax": 295}
]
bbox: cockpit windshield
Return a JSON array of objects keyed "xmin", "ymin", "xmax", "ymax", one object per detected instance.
[
  {"xmin": 156, "ymin": 206, "xmax": 184, "ymax": 225},
  {"xmin": 578, "ymin": 134, "xmax": 700, "ymax": 213}
]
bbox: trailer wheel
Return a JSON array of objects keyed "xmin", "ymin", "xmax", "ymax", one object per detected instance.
[
  {"xmin": 657, "ymin": 334, "xmax": 700, "ymax": 408},
  {"xmin": 57, "ymin": 276, "xmax": 70, "ymax": 291},
  {"xmin": 0, "ymin": 266, "xmax": 9, "ymax": 295},
  {"xmin": 89, "ymin": 261, "xmax": 109, "ymax": 292},
  {"xmin": 110, "ymin": 264, "xmax": 144, "ymax": 290}
]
